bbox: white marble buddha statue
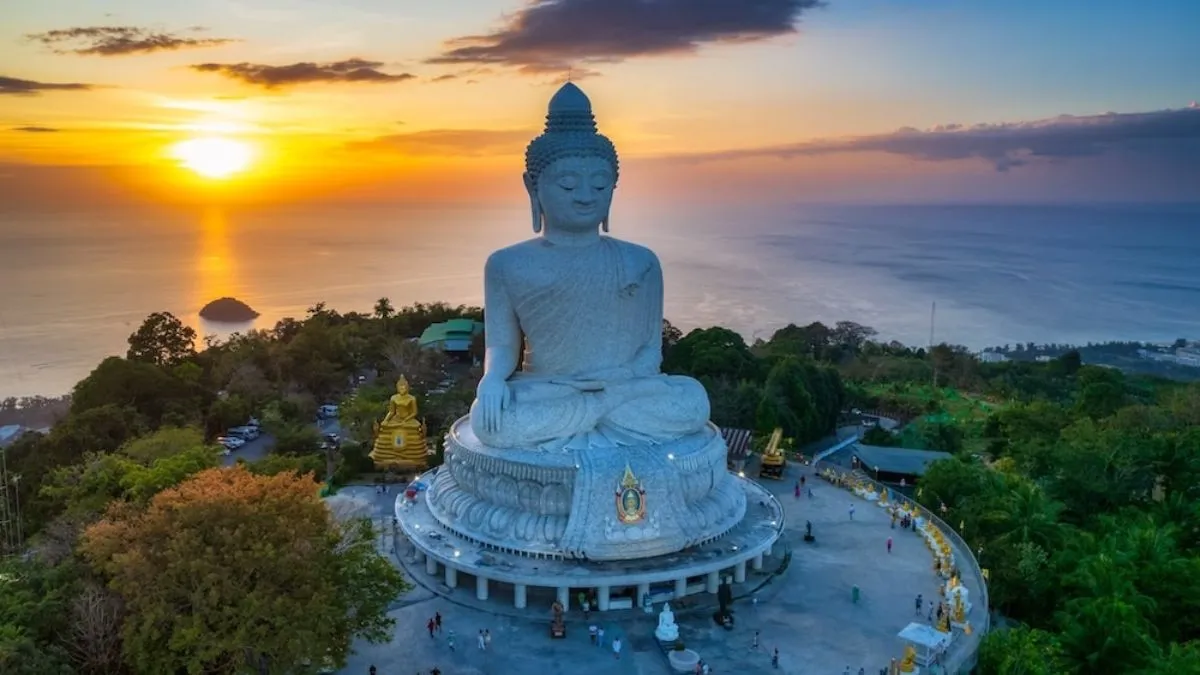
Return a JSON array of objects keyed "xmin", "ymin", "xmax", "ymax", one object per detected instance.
[
  {"xmin": 655, "ymin": 602, "xmax": 679, "ymax": 642},
  {"xmin": 469, "ymin": 82, "xmax": 710, "ymax": 451}
]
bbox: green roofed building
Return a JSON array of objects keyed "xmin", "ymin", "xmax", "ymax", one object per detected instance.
[
  {"xmin": 852, "ymin": 443, "xmax": 953, "ymax": 485},
  {"xmin": 418, "ymin": 318, "xmax": 484, "ymax": 354}
]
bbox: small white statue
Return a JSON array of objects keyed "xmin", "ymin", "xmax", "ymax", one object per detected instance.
[{"xmin": 655, "ymin": 601, "xmax": 679, "ymax": 642}]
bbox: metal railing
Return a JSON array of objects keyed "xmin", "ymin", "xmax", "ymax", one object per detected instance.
[{"xmin": 831, "ymin": 471, "xmax": 989, "ymax": 674}]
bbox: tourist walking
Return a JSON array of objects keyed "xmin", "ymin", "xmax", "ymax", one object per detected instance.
[
  {"xmin": 887, "ymin": 536, "xmax": 893, "ymax": 553},
  {"xmin": 583, "ymin": 598, "xmax": 591, "ymax": 619},
  {"xmin": 612, "ymin": 636, "xmax": 622, "ymax": 659},
  {"xmin": 915, "ymin": 594, "xmax": 923, "ymax": 615},
  {"xmin": 772, "ymin": 648, "xmax": 779, "ymax": 668},
  {"xmin": 849, "ymin": 503, "xmax": 856, "ymax": 520},
  {"xmin": 478, "ymin": 629, "xmax": 486, "ymax": 650},
  {"xmin": 753, "ymin": 630, "xmax": 760, "ymax": 649},
  {"xmin": 430, "ymin": 668, "xmax": 441, "ymax": 675},
  {"xmin": 589, "ymin": 624, "xmax": 598, "ymax": 644},
  {"xmin": 435, "ymin": 611, "xmax": 443, "ymax": 633},
  {"xmin": 427, "ymin": 618, "xmax": 436, "ymax": 638},
  {"xmin": 597, "ymin": 626, "xmax": 605, "ymax": 647},
  {"xmin": 794, "ymin": 481, "xmax": 801, "ymax": 499},
  {"xmin": 369, "ymin": 666, "xmax": 376, "ymax": 675},
  {"xmin": 484, "ymin": 629, "xmax": 491, "ymax": 650},
  {"xmin": 446, "ymin": 630, "xmax": 456, "ymax": 651}
]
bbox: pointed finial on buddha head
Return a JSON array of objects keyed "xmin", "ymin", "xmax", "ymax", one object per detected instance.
[{"xmin": 524, "ymin": 82, "xmax": 619, "ymax": 234}]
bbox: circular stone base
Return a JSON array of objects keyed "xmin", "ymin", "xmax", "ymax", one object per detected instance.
[
  {"xmin": 398, "ymin": 471, "xmax": 782, "ymax": 594},
  {"xmin": 425, "ymin": 418, "xmax": 747, "ymax": 561}
]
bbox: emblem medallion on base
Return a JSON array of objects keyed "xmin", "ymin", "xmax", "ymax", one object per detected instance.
[{"xmin": 615, "ymin": 464, "xmax": 647, "ymax": 524}]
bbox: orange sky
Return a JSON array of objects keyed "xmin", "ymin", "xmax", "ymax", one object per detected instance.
[{"xmin": 1, "ymin": 0, "xmax": 1197, "ymax": 206}]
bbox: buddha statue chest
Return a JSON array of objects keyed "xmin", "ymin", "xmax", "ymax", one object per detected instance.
[{"xmin": 496, "ymin": 237, "xmax": 658, "ymax": 377}]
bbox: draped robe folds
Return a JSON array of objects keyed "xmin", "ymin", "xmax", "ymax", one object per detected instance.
[{"xmin": 469, "ymin": 237, "xmax": 710, "ymax": 449}]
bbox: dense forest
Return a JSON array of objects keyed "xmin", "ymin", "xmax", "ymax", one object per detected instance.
[{"xmin": 1, "ymin": 303, "xmax": 1196, "ymax": 673}]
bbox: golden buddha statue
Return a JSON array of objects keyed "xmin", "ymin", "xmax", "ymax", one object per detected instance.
[
  {"xmin": 370, "ymin": 376, "xmax": 428, "ymax": 469},
  {"xmin": 899, "ymin": 645, "xmax": 917, "ymax": 673},
  {"xmin": 951, "ymin": 593, "xmax": 966, "ymax": 623}
]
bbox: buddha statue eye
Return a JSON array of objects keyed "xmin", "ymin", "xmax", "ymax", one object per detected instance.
[{"xmin": 557, "ymin": 176, "xmax": 579, "ymax": 191}]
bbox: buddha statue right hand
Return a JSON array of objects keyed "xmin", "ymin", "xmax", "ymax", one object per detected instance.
[{"xmin": 475, "ymin": 375, "xmax": 512, "ymax": 434}]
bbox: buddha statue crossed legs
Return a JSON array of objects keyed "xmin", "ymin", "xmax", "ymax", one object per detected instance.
[{"xmin": 469, "ymin": 83, "xmax": 710, "ymax": 451}]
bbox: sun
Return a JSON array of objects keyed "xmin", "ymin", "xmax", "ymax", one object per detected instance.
[{"xmin": 171, "ymin": 137, "xmax": 254, "ymax": 179}]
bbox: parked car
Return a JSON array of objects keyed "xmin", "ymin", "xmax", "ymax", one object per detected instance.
[
  {"xmin": 218, "ymin": 436, "xmax": 245, "ymax": 450},
  {"xmin": 227, "ymin": 425, "xmax": 259, "ymax": 441},
  {"xmin": 318, "ymin": 404, "xmax": 339, "ymax": 419}
]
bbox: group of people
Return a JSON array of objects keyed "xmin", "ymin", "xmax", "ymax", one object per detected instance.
[
  {"xmin": 585, "ymin": 624, "xmax": 623, "ymax": 658},
  {"xmin": 793, "ymin": 475, "xmax": 813, "ymax": 499},
  {"xmin": 888, "ymin": 505, "xmax": 915, "ymax": 530}
]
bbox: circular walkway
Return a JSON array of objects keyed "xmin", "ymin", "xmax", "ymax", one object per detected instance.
[{"xmin": 337, "ymin": 462, "xmax": 974, "ymax": 674}]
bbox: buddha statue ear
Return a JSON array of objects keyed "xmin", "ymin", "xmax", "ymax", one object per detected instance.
[{"xmin": 523, "ymin": 172, "xmax": 543, "ymax": 233}]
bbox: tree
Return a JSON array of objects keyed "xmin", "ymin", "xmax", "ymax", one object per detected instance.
[
  {"xmin": 81, "ymin": 467, "xmax": 406, "ymax": 674},
  {"xmin": 756, "ymin": 357, "xmax": 819, "ymax": 441},
  {"xmin": 861, "ymin": 426, "xmax": 896, "ymax": 446},
  {"xmin": 39, "ymin": 427, "xmax": 222, "ymax": 517},
  {"xmin": 1058, "ymin": 349, "xmax": 1082, "ymax": 375},
  {"xmin": 661, "ymin": 319, "xmax": 683, "ymax": 362},
  {"xmin": 372, "ymin": 297, "xmax": 395, "ymax": 321},
  {"xmin": 976, "ymin": 625, "xmax": 1068, "ymax": 675},
  {"xmin": 912, "ymin": 419, "xmax": 965, "ymax": 454},
  {"xmin": 126, "ymin": 312, "xmax": 197, "ymax": 367},
  {"xmin": 71, "ymin": 356, "xmax": 208, "ymax": 429},
  {"xmin": 832, "ymin": 321, "xmax": 877, "ymax": 353},
  {"xmin": 65, "ymin": 582, "xmax": 125, "ymax": 674},
  {"xmin": 664, "ymin": 327, "xmax": 760, "ymax": 382},
  {"xmin": 0, "ymin": 557, "xmax": 77, "ymax": 674}
]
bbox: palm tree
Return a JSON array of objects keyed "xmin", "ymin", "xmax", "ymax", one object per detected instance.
[
  {"xmin": 981, "ymin": 479, "xmax": 1063, "ymax": 550},
  {"xmin": 373, "ymin": 297, "xmax": 395, "ymax": 321}
]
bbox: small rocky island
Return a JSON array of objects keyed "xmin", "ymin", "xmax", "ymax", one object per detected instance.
[{"xmin": 199, "ymin": 297, "xmax": 260, "ymax": 323}]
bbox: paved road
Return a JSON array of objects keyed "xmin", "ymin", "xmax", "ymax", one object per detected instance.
[{"xmin": 220, "ymin": 418, "xmax": 342, "ymax": 467}]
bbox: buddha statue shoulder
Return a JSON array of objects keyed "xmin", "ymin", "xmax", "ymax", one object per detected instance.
[{"xmin": 469, "ymin": 83, "xmax": 710, "ymax": 451}]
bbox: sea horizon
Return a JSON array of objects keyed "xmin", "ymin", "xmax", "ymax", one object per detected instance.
[{"xmin": 2, "ymin": 200, "xmax": 1198, "ymax": 400}]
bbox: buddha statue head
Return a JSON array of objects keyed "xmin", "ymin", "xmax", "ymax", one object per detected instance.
[
  {"xmin": 523, "ymin": 82, "xmax": 620, "ymax": 235},
  {"xmin": 395, "ymin": 375, "xmax": 410, "ymax": 396}
]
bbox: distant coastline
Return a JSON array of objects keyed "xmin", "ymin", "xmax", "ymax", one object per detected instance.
[{"xmin": 2, "ymin": 203, "xmax": 1198, "ymax": 400}]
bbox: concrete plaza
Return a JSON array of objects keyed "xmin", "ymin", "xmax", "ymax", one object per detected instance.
[{"xmin": 339, "ymin": 462, "xmax": 954, "ymax": 675}]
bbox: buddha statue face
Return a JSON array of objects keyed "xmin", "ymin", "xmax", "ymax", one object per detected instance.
[
  {"xmin": 396, "ymin": 377, "xmax": 409, "ymax": 395},
  {"xmin": 526, "ymin": 155, "xmax": 614, "ymax": 234}
]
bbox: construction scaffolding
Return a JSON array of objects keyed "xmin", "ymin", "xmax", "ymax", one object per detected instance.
[{"xmin": 0, "ymin": 448, "xmax": 23, "ymax": 555}]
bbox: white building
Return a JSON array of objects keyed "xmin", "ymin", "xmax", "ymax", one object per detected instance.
[{"xmin": 977, "ymin": 352, "xmax": 1009, "ymax": 363}]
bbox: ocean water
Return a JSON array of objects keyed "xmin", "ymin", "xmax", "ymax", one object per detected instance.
[{"xmin": 0, "ymin": 202, "xmax": 1197, "ymax": 399}]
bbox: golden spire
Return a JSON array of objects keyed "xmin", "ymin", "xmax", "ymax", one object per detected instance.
[{"xmin": 620, "ymin": 463, "xmax": 639, "ymax": 489}]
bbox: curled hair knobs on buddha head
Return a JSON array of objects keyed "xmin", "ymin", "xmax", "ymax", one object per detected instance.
[{"xmin": 524, "ymin": 82, "xmax": 620, "ymax": 233}]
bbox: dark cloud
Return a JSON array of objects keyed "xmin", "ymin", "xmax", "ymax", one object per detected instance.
[
  {"xmin": 348, "ymin": 129, "xmax": 533, "ymax": 156},
  {"xmin": 0, "ymin": 75, "xmax": 93, "ymax": 96},
  {"xmin": 675, "ymin": 105, "xmax": 1200, "ymax": 172},
  {"xmin": 428, "ymin": 0, "xmax": 824, "ymax": 74},
  {"xmin": 12, "ymin": 126, "xmax": 60, "ymax": 132},
  {"xmin": 190, "ymin": 59, "xmax": 414, "ymax": 88},
  {"xmin": 26, "ymin": 26, "xmax": 236, "ymax": 56}
]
